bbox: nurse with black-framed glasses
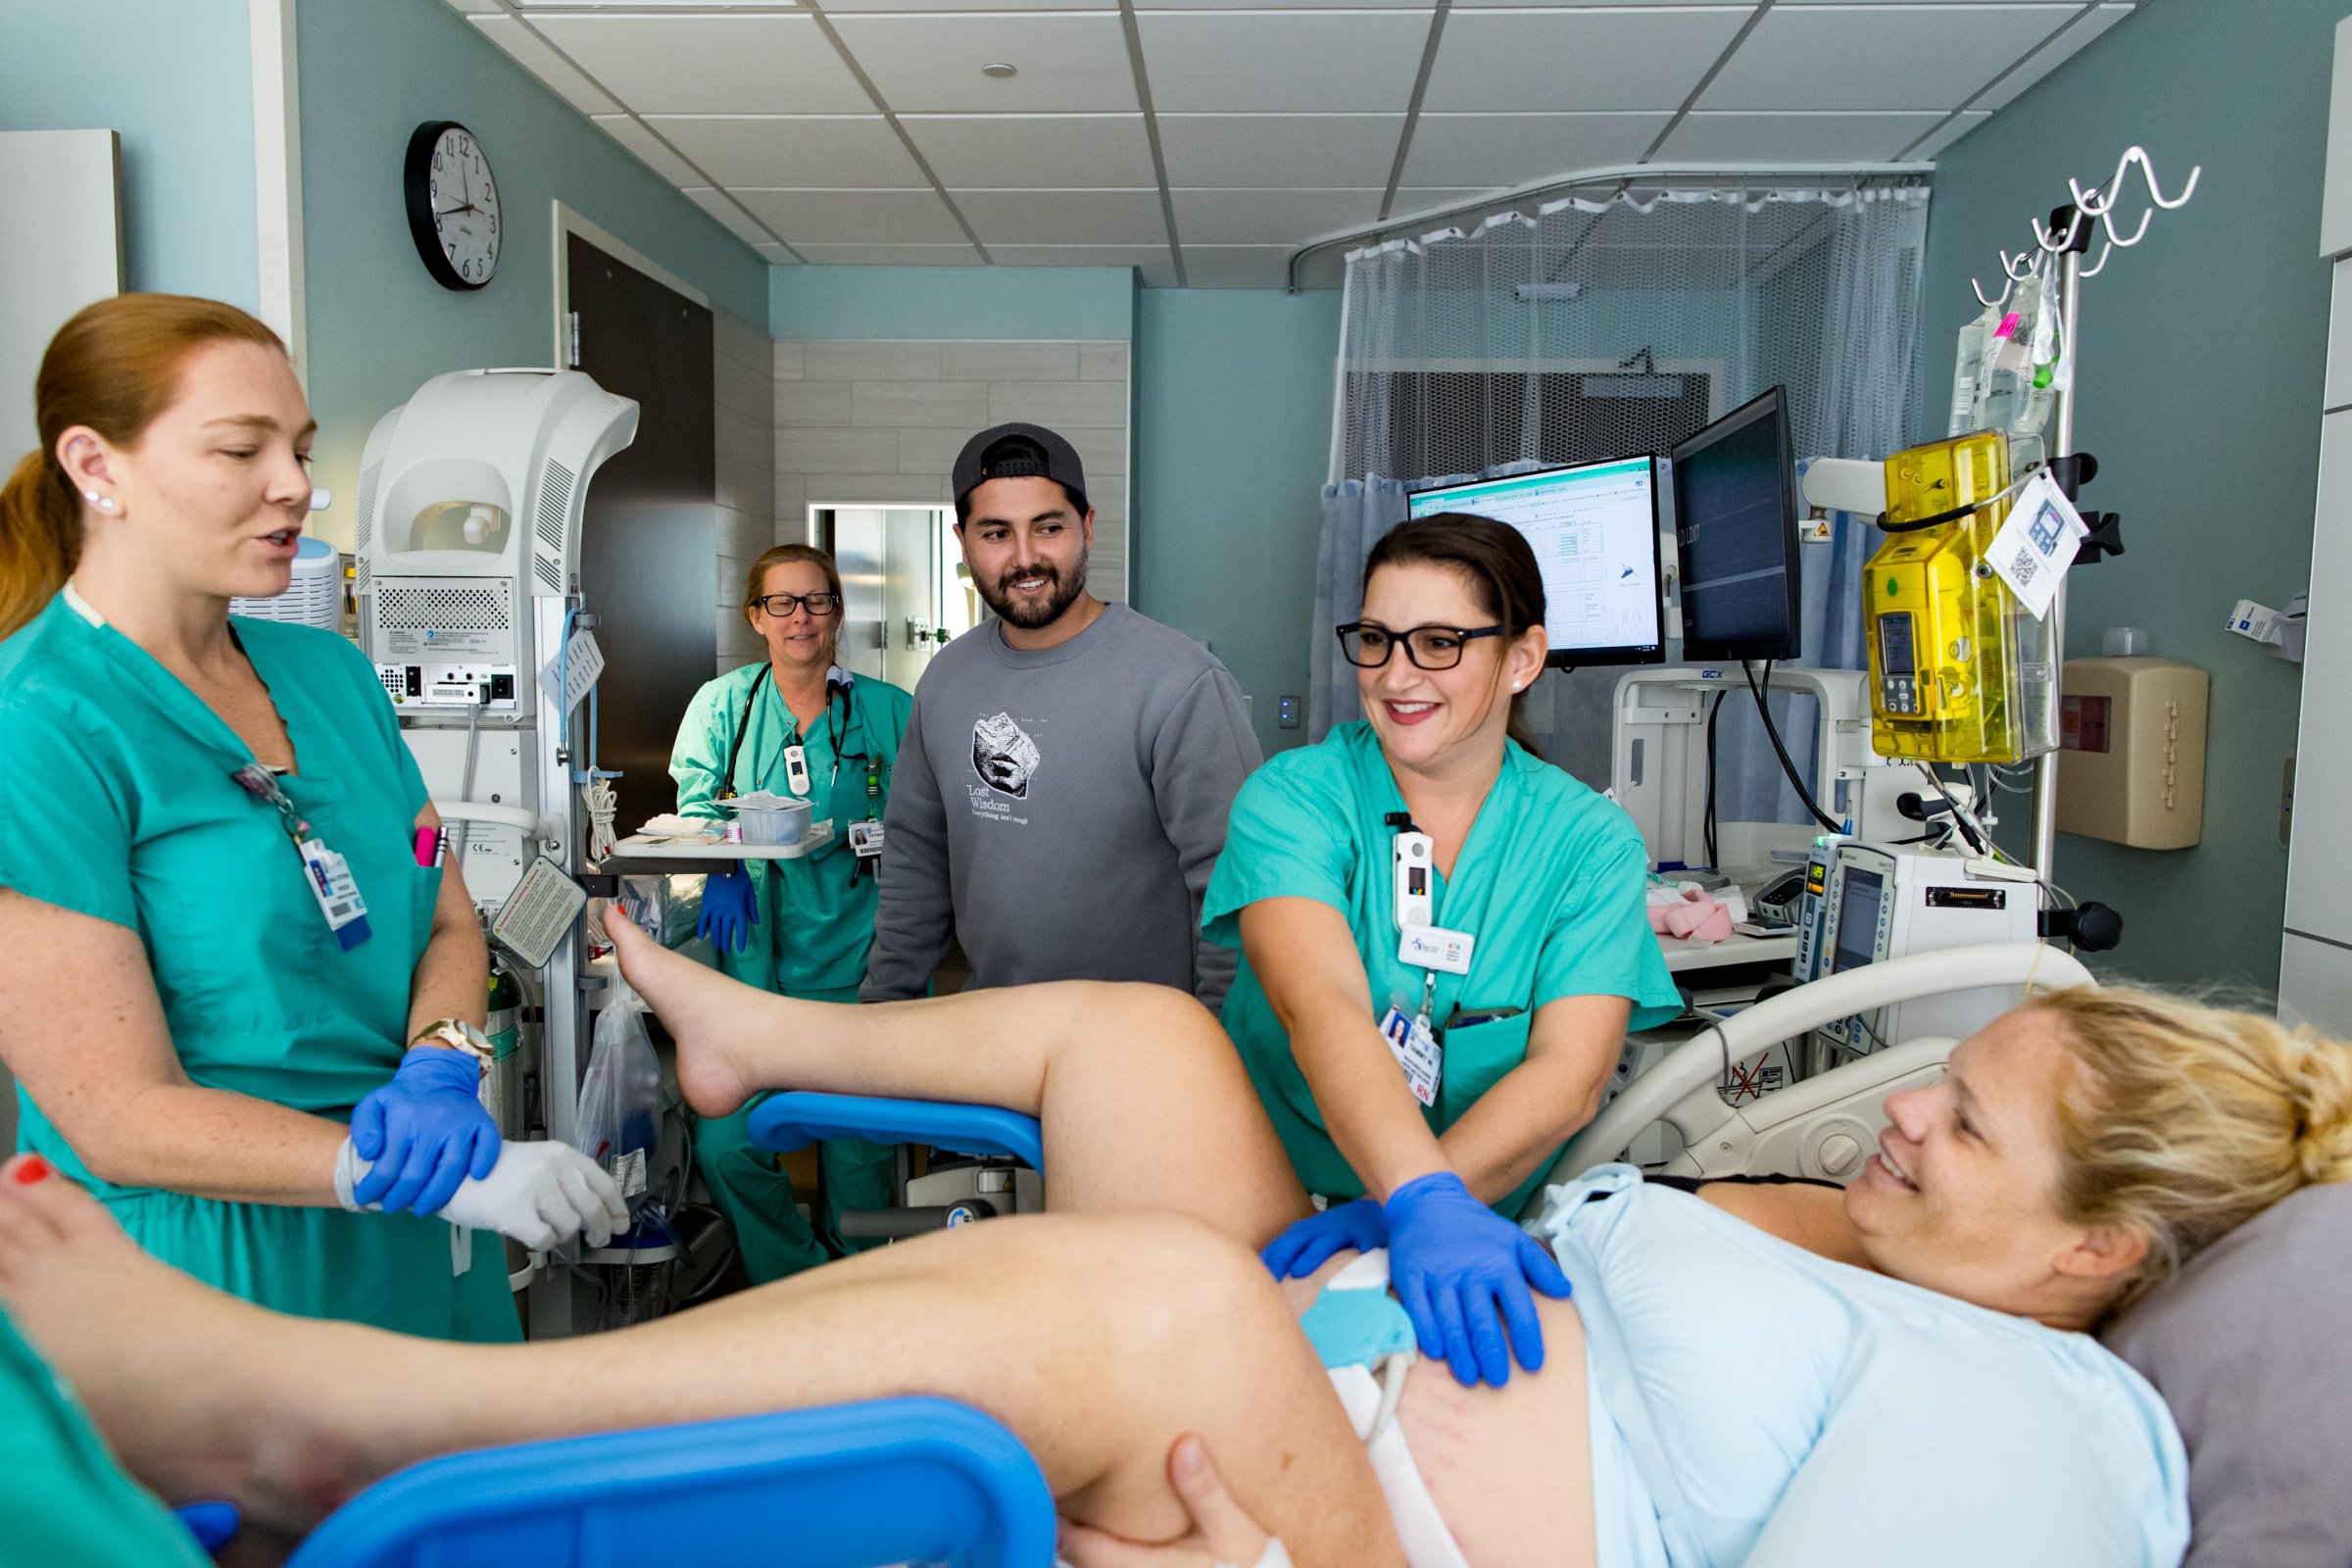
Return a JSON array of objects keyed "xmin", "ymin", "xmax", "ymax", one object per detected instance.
[
  {"xmin": 668, "ymin": 545, "xmax": 913, "ymax": 1281},
  {"xmin": 1205, "ymin": 513, "xmax": 1680, "ymax": 1388}
]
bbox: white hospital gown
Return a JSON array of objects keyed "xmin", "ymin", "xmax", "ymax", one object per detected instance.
[{"xmin": 1527, "ymin": 1166, "xmax": 2189, "ymax": 1568}]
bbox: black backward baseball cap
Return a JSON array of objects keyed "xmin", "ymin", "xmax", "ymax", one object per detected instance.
[{"xmin": 953, "ymin": 422, "xmax": 1089, "ymax": 515}]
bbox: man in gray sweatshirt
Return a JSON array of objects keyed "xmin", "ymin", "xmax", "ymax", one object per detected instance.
[{"xmin": 861, "ymin": 422, "xmax": 1261, "ymax": 1012}]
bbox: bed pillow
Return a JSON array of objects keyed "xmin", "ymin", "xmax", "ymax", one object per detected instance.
[{"xmin": 2099, "ymin": 1181, "xmax": 2352, "ymax": 1567}]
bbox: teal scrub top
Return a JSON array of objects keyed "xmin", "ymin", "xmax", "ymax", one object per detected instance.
[
  {"xmin": 0, "ymin": 1305, "xmax": 212, "ymax": 1568},
  {"xmin": 1204, "ymin": 721, "xmax": 1682, "ymax": 1215},
  {"xmin": 0, "ymin": 592, "xmax": 516, "ymax": 1342},
  {"xmin": 670, "ymin": 664, "xmax": 913, "ymax": 999}
]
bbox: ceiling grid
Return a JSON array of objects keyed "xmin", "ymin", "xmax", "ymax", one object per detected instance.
[{"xmin": 456, "ymin": 0, "xmax": 2138, "ymax": 288}]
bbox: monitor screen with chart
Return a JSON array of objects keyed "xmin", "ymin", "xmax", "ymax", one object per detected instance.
[{"xmin": 1403, "ymin": 456, "xmax": 1666, "ymax": 666}]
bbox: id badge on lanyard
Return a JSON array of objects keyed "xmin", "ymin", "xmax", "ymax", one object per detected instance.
[
  {"xmin": 1386, "ymin": 817, "xmax": 1474, "ymax": 1107},
  {"xmin": 232, "ymin": 764, "xmax": 373, "ymax": 951}
]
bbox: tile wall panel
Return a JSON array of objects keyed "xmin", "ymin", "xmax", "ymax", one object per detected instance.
[{"xmin": 773, "ymin": 338, "xmax": 1132, "ymax": 602}]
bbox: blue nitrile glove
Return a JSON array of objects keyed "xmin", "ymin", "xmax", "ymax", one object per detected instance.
[
  {"xmin": 1383, "ymin": 1170, "xmax": 1573, "ymax": 1389},
  {"xmin": 1260, "ymin": 1199, "xmax": 1389, "ymax": 1280},
  {"xmin": 699, "ymin": 864, "xmax": 759, "ymax": 955},
  {"xmin": 349, "ymin": 1046, "xmax": 500, "ymax": 1214}
]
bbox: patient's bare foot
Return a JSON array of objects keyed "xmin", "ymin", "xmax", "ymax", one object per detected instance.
[
  {"xmin": 0, "ymin": 1155, "xmax": 409, "ymax": 1549},
  {"xmin": 604, "ymin": 905, "xmax": 765, "ymax": 1116}
]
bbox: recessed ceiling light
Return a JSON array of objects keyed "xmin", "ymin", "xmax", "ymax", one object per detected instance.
[{"xmin": 980, "ymin": 62, "xmax": 1018, "ymax": 78}]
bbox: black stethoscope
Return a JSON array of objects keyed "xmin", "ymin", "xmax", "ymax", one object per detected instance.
[{"xmin": 718, "ymin": 663, "xmax": 857, "ymax": 802}]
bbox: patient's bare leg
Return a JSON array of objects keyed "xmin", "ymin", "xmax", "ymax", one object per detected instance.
[
  {"xmin": 0, "ymin": 1159, "xmax": 1400, "ymax": 1566},
  {"xmin": 607, "ymin": 908, "xmax": 1308, "ymax": 1245}
]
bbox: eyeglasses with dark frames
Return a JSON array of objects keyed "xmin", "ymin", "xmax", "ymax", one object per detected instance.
[
  {"xmin": 754, "ymin": 592, "xmax": 842, "ymax": 618},
  {"xmin": 1335, "ymin": 621, "xmax": 1507, "ymax": 670}
]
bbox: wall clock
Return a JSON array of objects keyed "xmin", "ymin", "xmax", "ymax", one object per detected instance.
[{"xmin": 405, "ymin": 121, "xmax": 501, "ymax": 291}]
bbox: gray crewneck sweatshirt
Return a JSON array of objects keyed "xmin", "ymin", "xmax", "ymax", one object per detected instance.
[{"xmin": 861, "ymin": 603, "xmax": 1261, "ymax": 1011}]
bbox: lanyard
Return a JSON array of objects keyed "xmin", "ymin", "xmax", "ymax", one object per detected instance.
[
  {"xmin": 231, "ymin": 763, "xmax": 374, "ymax": 950},
  {"xmin": 721, "ymin": 667, "xmax": 854, "ymax": 800},
  {"xmin": 233, "ymin": 761, "xmax": 312, "ymax": 849}
]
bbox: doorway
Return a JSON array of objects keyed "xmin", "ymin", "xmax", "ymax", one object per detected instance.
[
  {"xmin": 565, "ymin": 232, "xmax": 715, "ymax": 833},
  {"xmin": 815, "ymin": 504, "xmax": 969, "ymax": 690}
]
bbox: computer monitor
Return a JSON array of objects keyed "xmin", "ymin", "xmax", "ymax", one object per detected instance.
[
  {"xmin": 1671, "ymin": 386, "xmax": 1802, "ymax": 662},
  {"xmin": 1403, "ymin": 455, "xmax": 1665, "ymax": 667}
]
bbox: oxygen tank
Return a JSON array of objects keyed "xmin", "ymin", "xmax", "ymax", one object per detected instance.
[{"xmin": 483, "ymin": 955, "xmax": 526, "ymax": 1140}]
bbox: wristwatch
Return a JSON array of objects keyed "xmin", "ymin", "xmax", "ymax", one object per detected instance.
[{"xmin": 411, "ymin": 1018, "xmax": 495, "ymax": 1077}]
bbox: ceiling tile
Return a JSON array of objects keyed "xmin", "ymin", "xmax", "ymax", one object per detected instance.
[
  {"xmin": 992, "ymin": 244, "xmax": 1179, "ymax": 285},
  {"xmin": 1657, "ymin": 110, "xmax": 1947, "ymax": 164},
  {"xmin": 441, "ymin": 0, "xmax": 503, "ymax": 16},
  {"xmin": 1136, "ymin": 0, "xmax": 1431, "ymax": 7},
  {"xmin": 827, "ymin": 0, "xmax": 1109, "ymax": 8},
  {"xmin": 1388, "ymin": 187, "xmax": 1520, "ymax": 220},
  {"xmin": 1175, "ymin": 246, "xmax": 1296, "ymax": 289},
  {"xmin": 903, "ymin": 115, "xmax": 1156, "ymax": 188},
  {"xmin": 1908, "ymin": 111, "xmax": 1991, "ymax": 159},
  {"xmin": 1157, "ymin": 114, "xmax": 1403, "ymax": 188},
  {"xmin": 757, "ymin": 241, "xmax": 800, "ymax": 263},
  {"xmin": 1424, "ymin": 9, "xmax": 1746, "ymax": 113},
  {"xmin": 734, "ymin": 188, "xmax": 971, "ymax": 244},
  {"xmin": 953, "ymin": 189, "xmax": 1170, "ymax": 245},
  {"xmin": 648, "ymin": 116, "xmax": 924, "ymax": 187},
  {"xmin": 592, "ymin": 115, "xmax": 705, "ymax": 186},
  {"xmin": 681, "ymin": 186, "xmax": 783, "ymax": 249},
  {"xmin": 1401, "ymin": 111, "xmax": 1668, "ymax": 187},
  {"xmin": 1171, "ymin": 187, "xmax": 1384, "ymax": 245},
  {"xmin": 1975, "ymin": 3, "xmax": 2132, "ymax": 111},
  {"xmin": 1138, "ymin": 12, "xmax": 1434, "ymax": 113},
  {"xmin": 795, "ymin": 244, "xmax": 987, "ymax": 266},
  {"xmin": 1697, "ymin": 5, "xmax": 2082, "ymax": 113},
  {"xmin": 522, "ymin": 14, "xmax": 871, "ymax": 114},
  {"xmin": 828, "ymin": 13, "xmax": 1138, "ymax": 113},
  {"xmin": 468, "ymin": 16, "xmax": 621, "ymax": 115}
]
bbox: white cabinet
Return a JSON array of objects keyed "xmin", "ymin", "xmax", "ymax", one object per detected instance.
[
  {"xmin": 2284, "ymin": 28, "xmax": 2352, "ymax": 1006},
  {"xmin": 2324, "ymin": 18, "xmax": 2352, "ymax": 259},
  {"xmin": 2280, "ymin": 931, "xmax": 2352, "ymax": 1036},
  {"xmin": 2285, "ymin": 411, "xmax": 2352, "ymax": 938},
  {"xmin": 2328, "ymin": 258, "xmax": 2352, "ymax": 408}
]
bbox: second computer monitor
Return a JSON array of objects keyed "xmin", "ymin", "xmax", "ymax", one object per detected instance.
[
  {"xmin": 1671, "ymin": 386, "xmax": 1802, "ymax": 663},
  {"xmin": 1403, "ymin": 455, "xmax": 1666, "ymax": 667}
]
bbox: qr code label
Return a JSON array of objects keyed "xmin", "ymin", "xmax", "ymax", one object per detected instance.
[{"xmin": 2008, "ymin": 546, "xmax": 2040, "ymax": 587}]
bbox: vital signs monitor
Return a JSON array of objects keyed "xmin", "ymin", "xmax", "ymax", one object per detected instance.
[{"xmin": 1405, "ymin": 455, "xmax": 1666, "ymax": 666}]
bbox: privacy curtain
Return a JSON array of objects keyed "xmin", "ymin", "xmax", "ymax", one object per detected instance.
[{"xmin": 1313, "ymin": 183, "xmax": 1930, "ymax": 810}]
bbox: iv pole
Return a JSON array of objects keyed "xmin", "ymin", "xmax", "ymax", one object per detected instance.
[{"xmin": 1970, "ymin": 146, "xmax": 2200, "ymax": 874}]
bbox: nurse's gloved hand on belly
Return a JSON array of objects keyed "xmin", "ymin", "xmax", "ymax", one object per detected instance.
[
  {"xmin": 1260, "ymin": 1199, "xmax": 1388, "ymax": 1279},
  {"xmin": 1383, "ymin": 1171, "xmax": 1573, "ymax": 1389},
  {"xmin": 348, "ymin": 1046, "xmax": 502, "ymax": 1214},
  {"xmin": 336, "ymin": 1138, "xmax": 627, "ymax": 1250}
]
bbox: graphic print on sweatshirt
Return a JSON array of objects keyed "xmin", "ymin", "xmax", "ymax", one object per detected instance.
[{"xmin": 970, "ymin": 711, "xmax": 1042, "ymax": 801}]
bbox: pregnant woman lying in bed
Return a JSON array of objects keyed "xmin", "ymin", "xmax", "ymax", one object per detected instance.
[{"xmin": 5, "ymin": 908, "xmax": 2346, "ymax": 1566}]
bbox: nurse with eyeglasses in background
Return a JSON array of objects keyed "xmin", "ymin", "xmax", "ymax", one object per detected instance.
[{"xmin": 668, "ymin": 544, "xmax": 913, "ymax": 1281}]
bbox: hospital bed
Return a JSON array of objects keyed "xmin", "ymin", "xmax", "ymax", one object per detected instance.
[{"xmin": 181, "ymin": 944, "xmax": 2094, "ymax": 1566}]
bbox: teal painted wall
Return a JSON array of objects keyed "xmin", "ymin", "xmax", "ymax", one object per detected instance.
[
  {"xmin": 1134, "ymin": 288, "xmax": 1344, "ymax": 758},
  {"xmin": 1915, "ymin": 0, "xmax": 2339, "ymax": 992},
  {"xmin": 0, "ymin": 0, "xmax": 259, "ymax": 309},
  {"xmin": 770, "ymin": 266, "xmax": 1137, "ymax": 341},
  {"xmin": 297, "ymin": 0, "xmax": 767, "ymax": 551}
]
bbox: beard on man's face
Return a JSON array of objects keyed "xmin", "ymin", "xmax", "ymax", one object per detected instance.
[{"xmin": 980, "ymin": 554, "xmax": 1089, "ymax": 629}]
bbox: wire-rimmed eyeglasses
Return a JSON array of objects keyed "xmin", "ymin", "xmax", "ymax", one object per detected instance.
[
  {"xmin": 1335, "ymin": 621, "xmax": 1506, "ymax": 670},
  {"xmin": 754, "ymin": 592, "xmax": 842, "ymax": 618}
]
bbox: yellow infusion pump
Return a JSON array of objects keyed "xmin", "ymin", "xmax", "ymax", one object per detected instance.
[{"xmin": 1864, "ymin": 431, "xmax": 2059, "ymax": 765}]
